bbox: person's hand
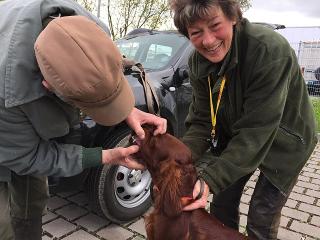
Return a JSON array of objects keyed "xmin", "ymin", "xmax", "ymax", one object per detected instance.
[
  {"xmin": 183, "ymin": 179, "xmax": 210, "ymax": 211},
  {"xmin": 125, "ymin": 107, "xmax": 167, "ymax": 139},
  {"xmin": 102, "ymin": 145, "xmax": 145, "ymax": 170}
]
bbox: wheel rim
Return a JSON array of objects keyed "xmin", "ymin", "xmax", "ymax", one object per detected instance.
[
  {"xmin": 114, "ymin": 166, "xmax": 151, "ymax": 208},
  {"xmin": 113, "ymin": 134, "xmax": 152, "ymax": 208}
]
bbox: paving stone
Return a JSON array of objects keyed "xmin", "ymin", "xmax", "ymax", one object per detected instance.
[
  {"xmin": 42, "ymin": 235, "xmax": 52, "ymax": 240},
  {"xmin": 281, "ymin": 207, "xmax": 309, "ymax": 222},
  {"xmin": 285, "ymin": 199, "xmax": 298, "ymax": 208},
  {"xmin": 56, "ymin": 204, "xmax": 88, "ymax": 221},
  {"xmin": 62, "ymin": 230, "xmax": 100, "ymax": 240},
  {"xmin": 239, "ymin": 202, "xmax": 249, "ymax": 215},
  {"xmin": 290, "ymin": 220, "xmax": 320, "ymax": 238},
  {"xmin": 56, "ymin": 190, "xmax": 80, "ymax": 198},
  {"xmin": 240, "ymin": 194, "xmax": 252, "ymax": 204},
  {"xmin": 245, "ymin": 180, "xmax": 257, "ymax": 188},
  {"xmin": 310, "ymin": 215, "xmax": 320, "ymax": 226},
  {"xmin": 42, "ymin": 211, "xmax": 58, "ymax": 224},
  {"xmin": 97, "ymin": 224, "xmax": 134, "ymax": 240},
  {"xmin": 277, "ymin": 227, "xmax": 302, "ymax": 240},
  {"xmin": 67, "ymin": 193, "xmax": 88, "ymax": 206},
  {"xmin": 306, "ymin": 189, "xmax": 320, "ymax": 198},
  {"xmin": 128, "ymin": 218, "xmax": 146, "ymax": 237},
  {"xmin": 245, "ymin": 188, "xmax": 254, "ymax": 195},
  {"xmin": 131, "ymin": 236, "xmax": 146, "ymax": 240},
  {"xmin": 239, "ymin": 214, "xmax": 247, "ymax": 227},
  {"xmin": 292, "ymin": 185, "xmax": 305, "ymax": 194},
  {"xmin": 208, "ymin": 193, "xmax": 213, "ymax": 202},
  {"xmin": 302, "ymin": 172, "xmax": 320, "ymax": 180},
  {"xmin": 295, "ymin": 181, "xmax": 320, "ymax": 191},
  {"xmin": 311, "ymin": 178, "xmax": 320, "ymax": 185},
  {"xmin": 289, "ymin": 192, "xmax": 315, "ymax": 204},
  {"xmin": 303, "ymin": 167, "xmax": 317, "ymax": 174},
  {"xmin": 43, "ymin": 218, "xmax": 77, "ymax": 238},
  {"xmin": 298, "ymin": 175, "xmax": 311, "ymax": 182},
  {"xmin": 75, "ymin": 213, "xmax": 109, "ymax": 232},
  {"xmin": 298, "ymin": 202, "xmax": 320, "ymax": 216},
  {"xmin": 307, "ymin": 163, "xmax": 320, "ymax": 170},
  {"xmin": 47, "ymin": 196, "xmax": 69, "ymax": 210},
  {"xmin": 280, "ymin": 216, "xmax": 290, "ymax": 227}
]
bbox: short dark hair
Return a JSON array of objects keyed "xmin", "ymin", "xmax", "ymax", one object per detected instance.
[{"xmin": 169, "ymin": 0, "xmax": 242, "ymax": 37}]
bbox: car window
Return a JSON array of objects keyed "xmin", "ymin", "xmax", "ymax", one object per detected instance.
[
  {"xmin": 116, "ymin": 32, "xmax": 188, "ymax": 70},
  {"xmin": 117, "ymin": 42, "xmax": 139, "ymax": 60}
]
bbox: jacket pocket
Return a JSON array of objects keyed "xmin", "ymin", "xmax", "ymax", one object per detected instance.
[{"xmin": 279, "ymin": 125, "xmax": 305, "ymax": 145}]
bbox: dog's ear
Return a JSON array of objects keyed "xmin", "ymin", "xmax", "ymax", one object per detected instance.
[{"xmin": 158, "ymin": 161, "xmax": 183, "ymax": 217}]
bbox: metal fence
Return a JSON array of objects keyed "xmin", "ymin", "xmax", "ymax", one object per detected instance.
[{"xmin": 290, "ymin": 41, "xmax": 320, "ymax": 97}]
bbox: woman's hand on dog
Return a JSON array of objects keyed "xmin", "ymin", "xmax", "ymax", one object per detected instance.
[
  {"xmin": 126, "ymin": 107, "xmax": 167, "ymax": 139},
  {"xmin": 102, "ymin": 146, "xmax": 145, "ymax": 170},
  {"xmin": 183, "ymin": 179, "xmax": 210, "ymax": 211}
]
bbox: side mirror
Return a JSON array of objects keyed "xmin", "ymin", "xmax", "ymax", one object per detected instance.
[{"xmin": 174, "ymin": 67, "xmax": 189, "ymax": 87}]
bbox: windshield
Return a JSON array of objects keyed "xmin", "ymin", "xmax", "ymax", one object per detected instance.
[{"xmin": 116, "ymin": 32, "xmax": 188, "ymax": 70}]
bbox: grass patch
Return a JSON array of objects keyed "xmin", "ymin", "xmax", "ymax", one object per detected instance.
[{"xmin": 311, "ymin": 97, "xmax": 320, "ymax": 132}]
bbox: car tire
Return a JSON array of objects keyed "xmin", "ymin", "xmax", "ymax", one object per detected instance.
[{"xmin": 86, "ymin": 127, "xmax": 152, "ymax": 223}]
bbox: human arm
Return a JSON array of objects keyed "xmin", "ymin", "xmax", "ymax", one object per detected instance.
[{"xmin": 0, "ymin": 97, "xmax": 143, "ymax": 177}]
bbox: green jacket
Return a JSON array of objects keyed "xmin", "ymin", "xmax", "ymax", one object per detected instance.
[{"xmin": 182, "ymin": 19, "xmax": 317, "ymax": 196}]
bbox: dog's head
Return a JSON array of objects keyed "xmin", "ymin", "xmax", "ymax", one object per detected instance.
[
  {"xmin": 131, "ymin": 125, "xmax": 197, "ymax": 217},
  {"xmin": 131, "ymin": 125, "xmax": 193, "ymax": 174}
]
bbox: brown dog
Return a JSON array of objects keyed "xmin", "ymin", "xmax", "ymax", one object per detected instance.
[{"xmin": 132, "ymin": 125, "xmax": 248, "ymax": 240}]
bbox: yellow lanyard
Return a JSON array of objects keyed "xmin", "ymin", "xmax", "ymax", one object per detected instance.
[{"xmin": 208, "ymin": 75, "xmax": 226, "ymax": 139}]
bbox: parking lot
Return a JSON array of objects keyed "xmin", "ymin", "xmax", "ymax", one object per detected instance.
[{"xmin": 41, "ymin": 143, "xmax": 320, "ymax": 240}]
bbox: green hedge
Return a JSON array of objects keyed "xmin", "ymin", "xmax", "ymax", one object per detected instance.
[{"xmin": 311, "ymin": 97, "xmax": 320, "ymax": 132}]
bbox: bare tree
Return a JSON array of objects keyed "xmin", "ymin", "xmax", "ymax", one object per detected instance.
[
  {"xmin": 74, "ymin": 0, "xmax": 95, "ymax": 12},
  {"xmin": 238, "ymin": 0, "xmax": 251, "ymax": 11},
  {"xmin": 73, "ymin": 0, "xmax": 251, "ymax": 40},
  {"xmin": 105, "ymin": 0, "xmax": 170, "ymax": 40}
]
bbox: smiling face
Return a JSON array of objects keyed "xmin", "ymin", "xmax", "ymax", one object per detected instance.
[{"xmin": 187, "ymin": 6, "xmax": 236, "ymax": 63}]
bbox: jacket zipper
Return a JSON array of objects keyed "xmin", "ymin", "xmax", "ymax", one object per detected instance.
[{"xmin": 279, "ymin": 125, "xmax": 306, "ymax": 145}]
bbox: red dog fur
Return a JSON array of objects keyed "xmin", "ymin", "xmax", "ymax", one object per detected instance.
[{"xmin": 133, "ymin": 126, "xmax": 248, "ymax": 240}]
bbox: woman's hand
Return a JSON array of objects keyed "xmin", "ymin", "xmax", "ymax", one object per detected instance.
[
  {"xmin": 183, "ymin": 179, "xmax": 210, "ymax": 211},
  {"xmin": 125, "ymin": 107, "xmax": 167, "ymax": 139},
  {"xmin": 102, "ymin": 145, "xmax": 145, "ymax": 170}
]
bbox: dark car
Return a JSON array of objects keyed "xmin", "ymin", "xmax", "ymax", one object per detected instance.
[
  {"xmin": 306, "ymin": 79, "xmax": 320, "ymax": 96},
  {"xmin": 51, "ymin": 29, "xmax": 194, "ymax": 223},
  {"xmin": 306, "ymin": 67, "xmax": 320, "ymax": 96}
]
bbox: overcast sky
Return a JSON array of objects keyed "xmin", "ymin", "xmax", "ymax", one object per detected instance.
[{"xmin": 243, "ymin": 0, "xmax": 320, "ymax": 27}]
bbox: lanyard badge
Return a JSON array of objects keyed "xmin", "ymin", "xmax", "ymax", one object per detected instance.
[{"xmin": 208, "ymin": 75, "xmax": 226, "ymax": 149}]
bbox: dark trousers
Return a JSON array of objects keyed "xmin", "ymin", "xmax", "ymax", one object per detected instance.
[
  {"xmin": 0, "ymin": 173, "xmax": 49, "ymax": 240},
  {"xmin": 210, "ymin": 172, "xmax": 291, "ymax": 240}
]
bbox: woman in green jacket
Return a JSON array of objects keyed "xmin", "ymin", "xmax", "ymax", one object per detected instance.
[{"xmin": 169, "ymin": 0, "xmax": 317, "ymax": 239}]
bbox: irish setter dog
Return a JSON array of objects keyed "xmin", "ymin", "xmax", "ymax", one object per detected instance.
[{"xmin": 132, "ymin": 125, "xmax": 248, "ymax": 240}]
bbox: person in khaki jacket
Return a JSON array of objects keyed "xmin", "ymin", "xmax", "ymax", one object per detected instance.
[
  {"xmin": 0, "ymin": 1, "xmax": 166, "ymax": 239},
  {"xmin": 168, "ymin": 0, "xmax": 317, "ymax": 239}
]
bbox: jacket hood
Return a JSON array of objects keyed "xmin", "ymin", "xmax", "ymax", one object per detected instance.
[{"xmin": 0, "ymin": 0, "xmax": 110, "ymax": 108}]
